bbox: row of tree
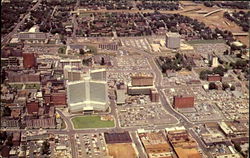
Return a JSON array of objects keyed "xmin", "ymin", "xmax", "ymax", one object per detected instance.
[
  {"xmin": 199, "ymin": 66, "xmax": 228, "ymax": 80},
  {"xmin": 224, "ymin": 11, "xmax": 249, "ymax": 32},
  {"xmin": 159, "ymin": 53, "xmax": 193, "ymax": 72},
  {"xmin": 209, "ymin": 82, "xmax": 235, "ymax": 91}
]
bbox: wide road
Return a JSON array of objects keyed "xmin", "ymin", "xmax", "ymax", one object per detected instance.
[
  {"xmin": 56, "ymin": 109, "xmax": 77, "ymax": 158},
  {"xmin": 1, "ymin": 0, "xmax": 42, "ymax": 46}
]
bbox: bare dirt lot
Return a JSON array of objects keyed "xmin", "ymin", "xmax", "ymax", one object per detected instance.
[
  {"xmin": 179, "ymin": 1, "xmax": 249, "ymax": 47},
  {"xmin": 107, "ymin": 143, "xmax": 137, "ymax": 158}
]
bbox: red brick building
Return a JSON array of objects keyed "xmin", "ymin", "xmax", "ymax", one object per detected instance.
[
  {"xmin": 150, "ymin": 89, "xmax": 160, "ymax": 102},
  {"xmin": 51, "ymin": 93, "xmax": 67, "ymax": 107},
  {"xmin": 131, "ymin": 74, "xmax": 153, "ymax": 87},
  {"xmin": 207, "ymin": 75, "xmax": 221, "ymax": 82},
  {"xmin": 43, "ymin": 92, "xmax": 67, "ymax": 107},
  {"xmin": 173, "ymin": 96, "xmax": 194, "ymax": 108},
  {"xmin": 23, "ymin": 53, "xmax": 37, "ymax": 68},
  {"xmin": 26, "ymin": 101, "xmax": 39, "ymax": 114},
  {"xmin": 7, "ymin": 71, "xmax": 40, "ymax": 82},
  {"xmin": 12, "ymin": 132, "xmax": 21, "ymax": 146}
]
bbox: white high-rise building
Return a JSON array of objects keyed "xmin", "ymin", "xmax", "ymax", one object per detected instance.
[
  {"xmin": 66, "ymin": 69, "xmax": 108, "ymax": 113},
  {"xmin": 211, "ymin": 56, "xmax": 219, "ymax": 67},
  {"xmin": 165, "ymin": 32, "xmax": 181, "ymax": 49}
]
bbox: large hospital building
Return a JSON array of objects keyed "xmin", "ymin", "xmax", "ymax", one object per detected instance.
[{"xmin": 66, "ymin": 69, "xmax": 108, "ymax": 113}]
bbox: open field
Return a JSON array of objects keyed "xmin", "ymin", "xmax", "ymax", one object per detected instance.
[
  {"xmin": 71, "ymin": 115, "xmax": 115, "ymax": 129},
  {"xmin": 107, "ymin": 143, "xmax": 137, "ymax": 158}
]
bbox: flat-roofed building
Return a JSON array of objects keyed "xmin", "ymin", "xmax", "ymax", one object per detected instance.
[
  {"xmin": 104, "ymin": 132, "xmax": 132, "ymax": 144},
  {"xmin": 23, "ymin": 53, "xmax": 37, "ymax": 69},
  {"xmin": 166, "ymin": 32, "xmax": 181, "ymax": 49},
  {"xmin": 150, "ymin": 89, "xmax": 160, "ymax": 102},
  {"xmin": 59, "ymin": 59, "xmax": 82, "ymax": 69},
  {"xmin": 116, "ymin": 83, "xmax": 126, "ymax": 105},
  {"xmin": 127, "ymin": 86, "xmax": 153, "ymax": 95},
  {"xmin": 18, "ymin": 32, "xmax": 47, "ymax": 44},
  {"xmin": 173, "ymin": 96, "xmax": 194, "ymax": 108},
  {"xmin": 26, "ymin": 100, "xmax": 39, "ymax": 115},
  {"xmin": 166, "ymin": 128, "xmax": 201, "ymax": 158},
  {"xmin": 138, "ymin": 130, "xmax": 173, "ymax": 158},
  {"xmin": 131, "ymin": 73, "xmax": 153, "ymax": 87}
]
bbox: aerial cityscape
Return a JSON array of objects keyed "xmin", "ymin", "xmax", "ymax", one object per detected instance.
[{"xmin": 0, "ymin": 0, "xmax": 249, "ymax": 158}]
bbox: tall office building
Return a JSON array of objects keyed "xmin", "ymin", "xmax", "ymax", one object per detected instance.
[
  {"xmin": 165, "ymin": 32, "xmax": 181, "ymax": 49},
  {"xmin": 211, "ymin": 56, "xmax": 218, "ymax": 67},
  {"xmin": 66, "ymin": 69, "xmax": 108, "ymax": 113},
  {"xmin": 208, "ymin": 54, "xmax": 219, "ymax": 67}
]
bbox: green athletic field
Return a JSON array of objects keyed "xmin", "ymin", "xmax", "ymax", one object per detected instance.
[{"xmin": 71, "ymin": 116, "xmax": 115, "ymax": 129}]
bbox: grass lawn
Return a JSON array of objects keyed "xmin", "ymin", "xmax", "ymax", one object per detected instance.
[
  {"xmin": 10, "ymin": 84, "xmax": 23, "ymax": 89},
  {"xmin": 25, "ymin": 84, "xmax": 40, "ymax": 89},
  {"xmin": 71, "ymin": 116, "xmax": 115, "ymax": 129}
]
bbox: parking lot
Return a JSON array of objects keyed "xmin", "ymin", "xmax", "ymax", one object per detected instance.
[
  {"xmin": 117, "ymin": 95, "xmax": 177, "ymax": 127},
  {"xmin": 75, "ymin": 133, "xmax": 108, "ymax": 158},
  {"xmin": 120, "ymin": 38, "xmax": 151, "ymax": 51},
  {"xmin": 113, "ymin": 55, "xmax": 151, "ymax": 71},
  {"xmin": 51, "ymin": 134, "xmax": 72, "ymax": 158}
]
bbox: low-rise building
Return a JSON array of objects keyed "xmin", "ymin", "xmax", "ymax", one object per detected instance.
[
  {"xmin": 207, "ymin": 74, "xmax": 222, "ymax": 82},
  {"xmin": 138, "ymin": 130, "xmax": 174, "ymax": 158},
  {"xmin": 173, "ymin": 96, "xmax": 194, "ymax": 108}
]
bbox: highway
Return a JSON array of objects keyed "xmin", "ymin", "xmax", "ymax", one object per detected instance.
[{"xmin": 1, "ymin": 0, "xmax": 42, "ymax": 46}]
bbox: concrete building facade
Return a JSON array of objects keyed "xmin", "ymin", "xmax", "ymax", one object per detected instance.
[
  {"xmin": 165, "ymin": 32, "xmax": 181, "ymax": 49},
  {"xmin": 66, "ymin": 69, "xmax": 108, "ymax": 113}
]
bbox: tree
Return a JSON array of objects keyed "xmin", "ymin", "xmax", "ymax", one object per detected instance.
[
  {"xmin": 58, "ymin": 47, "xmax": 65, "ymax": 54},
  {"xmin": 230, "ymin": 62, "xmax": 236, "ymax": 69},
  {"xmin": 200, "ymin": 70, "xmax": 213, "ymax": 80},
  {"xmin": 222, "ymin": 82, "xmax": 230, "ymax": 90},
  {"xmin": 6, "ymin": 135, "xmax": 13, "ymax": 146},
  {"xmin": 223, "ymin": 50, "xmax": 229, "ymax": 55},
  {"xmin": 0, "ymin": 132, "xmax": 7, "ymax": 144},
  {"xmin": 100, "ymin": 57, "xmax": 105, "ymax": 65},
  {"xmin": 2, "ymin": 106, "xmax": 11, "ymax": 116},
  {"xmin": 213, "ymin": 65, "xmax": 226, "ymax": 76},
  {"xmin": 41, "ymin": 140, "xmax": 50, "ymax": 155},
  {"xmin": 209, "ymin": 82, "xmax": 218, "ymax": 90},
  {"xmin": 235, "ymin": 60, "xmax": 247, "ymax": 69},
  {"xmin": 230, "ymin": 85, "xmax": 236, "ymax": 91},
  {"xmin": 79, "ymin": 49, "xmax": 85, "ymax": 55},
  {"xmin": 186, "ymin": 65, "xmax": 192, "ymax": 71}
]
